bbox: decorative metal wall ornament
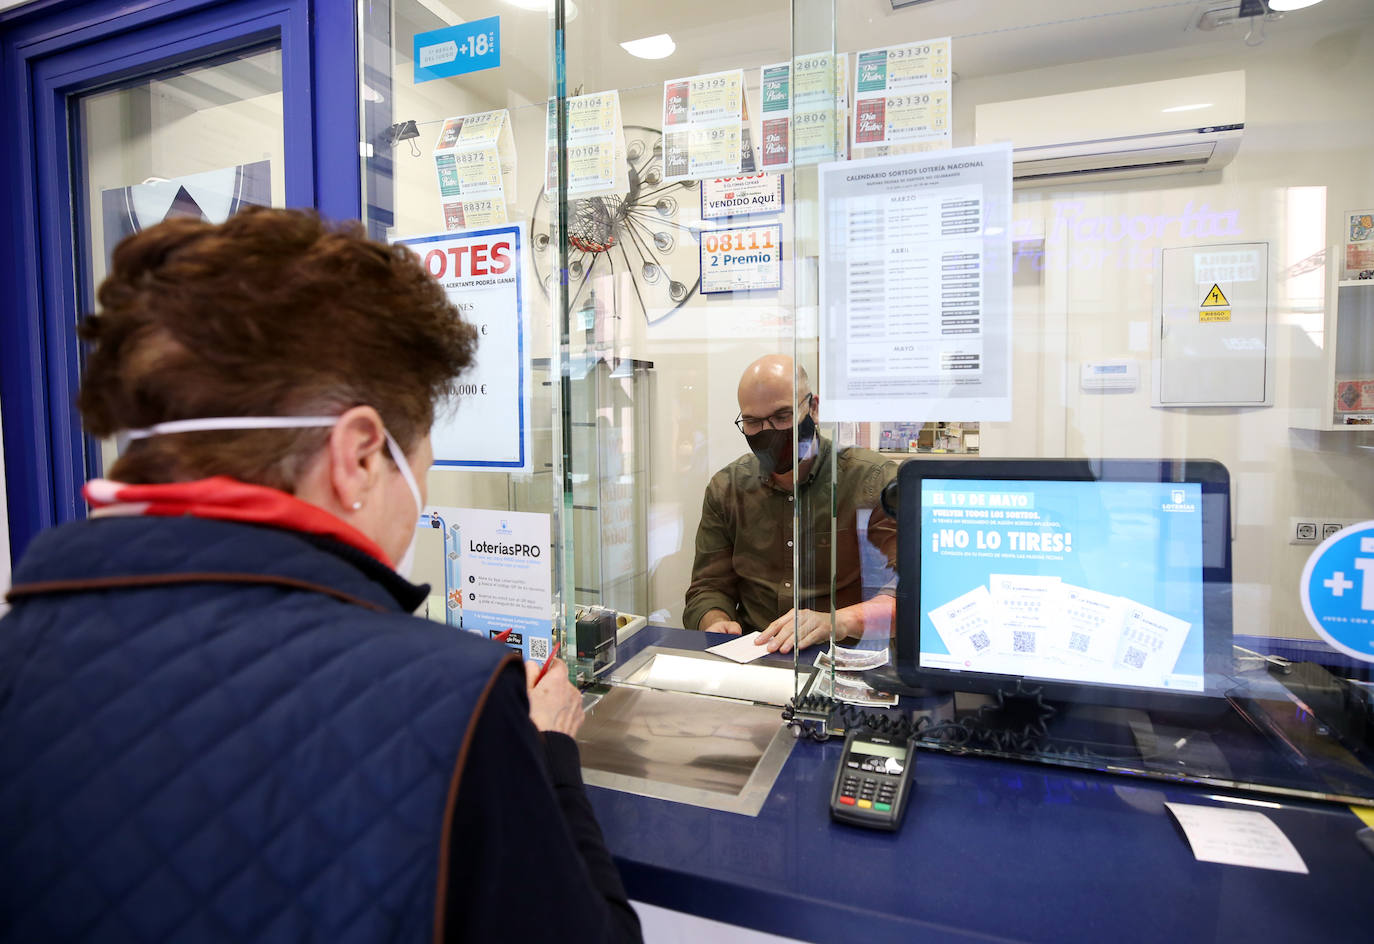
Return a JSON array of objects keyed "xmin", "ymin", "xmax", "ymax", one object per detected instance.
[{"xmin": 531, "ymin": 125, "xmax": 701, "ymax": 326}]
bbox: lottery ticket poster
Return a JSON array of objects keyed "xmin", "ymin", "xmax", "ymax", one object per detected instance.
[
  {"xmin": 396, "ymin": 224, "xmax": 531, "ymax": 472},
  {"xmin": 1344, "ymin": 208, "xmax": 1374, "ymax": 279},
  {"xmin": 759, "ymin": 54, "xmax": 850, "ymax": 169},
  {"xmin": 699, "ymin": 223, "xmax": 783, "ymax": 294},
  {"xmin": 433, "ymin": 109, "xmax": 517, "ymax": 229},
  {"xmin": 916, "ymin": 477, "xmax": 1206, "ymax": 692},
  {"xmin": 852, "ymin": 37, "xmax": 951, "ymax": 149},
  {"xmin": 700, "ymin": 173, "xmax": 784, "ymax": 221},
  {"xmin": 543, "ymin": 90, "xmax": 629, "ymax": 199},
  {"xmin": 662, "ymin": 69, "xmax": 747, "ymax": 183}
]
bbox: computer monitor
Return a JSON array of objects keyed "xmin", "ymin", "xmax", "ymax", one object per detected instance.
[{"xmin": 894, "ymin": 459, "xmax": 1233, "ymax": 710}]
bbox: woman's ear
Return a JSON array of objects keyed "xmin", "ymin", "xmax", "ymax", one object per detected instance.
[{"xmin": 327, "ymin": 405, "xmax": 387, "ymax": 509}]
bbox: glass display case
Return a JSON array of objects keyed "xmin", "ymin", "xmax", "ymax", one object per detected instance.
[{"xmin": 362, "ymin": 0, "xmax": 1374, "ymax": 811}]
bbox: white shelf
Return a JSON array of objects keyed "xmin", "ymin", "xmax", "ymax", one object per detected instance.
[
  {"xmin": 1290, "ymin": 423, "xmax": 1374, "ymax": 433},
  {"xmin": 1337, "ymin": 279, "xmax": 1374, "ymax": 288}
]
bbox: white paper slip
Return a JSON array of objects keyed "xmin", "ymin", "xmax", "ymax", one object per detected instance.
[
  {"xmin": 707, "ymin": 631, "xmax": 771, "ymax": 664},
  {"xmin": 1165, "ymin": 803, "xmax": 1308, "ymax": 874}
]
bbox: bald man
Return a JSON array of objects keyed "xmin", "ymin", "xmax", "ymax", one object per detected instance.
[{"xmin": 684, "ymin": 355, "xmax": 899, "ymax": 654}]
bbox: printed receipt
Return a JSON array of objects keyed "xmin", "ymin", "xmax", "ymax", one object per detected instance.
[{"xmin": 1165, "ymin": 803, "xmax": 1308, "ymax": 874}]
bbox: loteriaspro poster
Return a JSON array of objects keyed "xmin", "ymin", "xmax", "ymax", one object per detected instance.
[
  {"xmin": 425, "ymin": 505, "xmax": 553, "ymax": 662},
  {"xmin": 397, "ymin": 224, "xmax": 531, "ymax": 471}
]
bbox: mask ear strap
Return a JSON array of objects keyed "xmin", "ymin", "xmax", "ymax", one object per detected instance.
[
  {"xmin": 123, "ymin": 416, "xmax": 340, "ymax": 440},
  {"xmin": 117, "ymin": 415, "xmax": 341, "ymax": 458},
  {"xmin": 383, "ymin": 431, "xmax": 425, "ymax": 519}
]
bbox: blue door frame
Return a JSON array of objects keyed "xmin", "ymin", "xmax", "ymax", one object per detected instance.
[{"xmin": 0, "ymin": 0, "xmax": 360, "ymax": 563}]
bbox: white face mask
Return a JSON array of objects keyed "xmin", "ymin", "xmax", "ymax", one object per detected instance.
[{"xmin": 123, "ymin": 414, "xmax": 425, "ymax": 578}]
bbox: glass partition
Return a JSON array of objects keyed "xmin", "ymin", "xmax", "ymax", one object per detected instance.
[
  {"xmin": 361, "ymin": 0, "xmax": 566, "ymax": 664},
  {"xmin": 363, "ymin": 0, "xmax": 1374, "ymax": 808}
]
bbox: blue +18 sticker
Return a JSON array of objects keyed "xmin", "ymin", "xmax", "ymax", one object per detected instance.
[
  {"xmin": 414, "ymin": 16, "xmax": 500, "ymax": 84},
  {"xmin": 1300, "ymin": 520, "xmax": 1374, "ymax": 663}
]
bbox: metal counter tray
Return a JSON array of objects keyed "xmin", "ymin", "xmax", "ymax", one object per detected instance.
[{"xmin": 578, "ymin": 647, "xmax": 809, "ymax": 816}]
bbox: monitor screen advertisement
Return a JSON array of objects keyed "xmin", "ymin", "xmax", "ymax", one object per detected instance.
[
  {"xmin": 896, "ymin": 459, "xmax": 1232, "ymax": 706},
  {"xmin": 918, "ymin": 478, "xmax": 1205, "ymax": 692}
]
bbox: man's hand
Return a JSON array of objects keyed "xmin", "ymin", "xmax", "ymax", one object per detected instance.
[
  {"xmin": 525, "ymin": 659, "xmax": 584, "ymax": 737},
  {"xmin": 700, "ymin": 608, "xmax": 743, "ymax": 635},
  {"xmin": 756, "ymin": 598, "xmax": 897, "ymax": 653},
  {"xmin": 756, "ymin": 608, "xmax": 836, "ymax": 654}
]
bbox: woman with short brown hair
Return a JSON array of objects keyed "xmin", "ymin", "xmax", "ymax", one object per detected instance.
[{"xmin": 0, "ymin": 207, "xmax": 640, "ymax": 943}]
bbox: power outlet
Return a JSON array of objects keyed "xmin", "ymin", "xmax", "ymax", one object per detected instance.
[
  {"xmin": 1289, "ymin": 518, "xmax": 1318, "ymax": 545},
  {"xmin": 1290, "ymin": 517, "xmax": 1368, "ymax": 546},
  {"xmin": 1318, "ymin": 518, "xmax": 1371, "ymax": 542}
]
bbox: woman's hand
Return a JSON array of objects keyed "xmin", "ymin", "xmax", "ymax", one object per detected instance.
[{"xmin": 525, "ymin": 659, "xmax": 585, "ymax": 737}]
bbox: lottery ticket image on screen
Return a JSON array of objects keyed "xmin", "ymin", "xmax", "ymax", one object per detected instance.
[{"xmin": 917, "ymin": 478, "xmax": 1206, "ymax": 692}]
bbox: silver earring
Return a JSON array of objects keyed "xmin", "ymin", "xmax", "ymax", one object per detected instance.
[{"xmin": 352, "ymin": 500, "xmax": 363, "ymax": 510}]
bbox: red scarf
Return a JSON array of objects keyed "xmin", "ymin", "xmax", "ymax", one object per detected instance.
[{"xmin": 83, "ymin": 476, "xmax": 393, "ymax": 567}]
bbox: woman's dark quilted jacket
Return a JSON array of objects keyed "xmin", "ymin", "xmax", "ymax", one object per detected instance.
[{"xmin": 0, "ymin": 515, "xmax": 639, "ymax": 943}]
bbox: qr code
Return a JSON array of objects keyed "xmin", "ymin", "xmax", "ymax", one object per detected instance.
[
  {"xmin": 1013, "ymin": 631, "xmax": 1036, "ymax": 653},
  {"xmin": 1122, "ymin": 646, "xmax": 1147, "ymax": 669},
  {"xmin": 528, "ymin": 636, "xmax": 550, "ymax": 661},
  {"xmin": 969, "ymin": 631, "xmax": 990, "ymax": 652},
  {"xmin": 1069, "ymin": 632, "xmax": 1090, "ymax": 653}
]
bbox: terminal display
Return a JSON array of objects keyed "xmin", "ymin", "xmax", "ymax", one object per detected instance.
[
  {"xmin": 919, "ymin": 477, "xmax": 1205, "ymax": 691},
  {"xmin": 896, "ymin": 459, "xmax": 1232, "ymax": 706}
]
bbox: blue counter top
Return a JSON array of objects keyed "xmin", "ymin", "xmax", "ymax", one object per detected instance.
[{"xmin": 586, "ymin": 627, "xmax": 1374, "ymax": 942}]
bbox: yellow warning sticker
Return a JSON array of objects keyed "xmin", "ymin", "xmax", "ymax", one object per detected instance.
[
  {"xmin": 1201, "ymin": 283, "xmax": 1230, "ymax": 307},
  {"xmin": 1199, "ymin": 309, "xmax": 1231, "ymax": 323}
]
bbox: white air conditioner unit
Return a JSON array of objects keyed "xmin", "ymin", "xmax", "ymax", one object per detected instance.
[{"xmin": 975, "ymin": 71, "xmax": 1245, "ymax": 186}]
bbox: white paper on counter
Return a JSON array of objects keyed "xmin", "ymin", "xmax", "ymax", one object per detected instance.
[
  {"xmin": 1165, "ymin": 803, "xmax": 1308, "ymax": 874},
  {"xmin": 707, "ymin": 631, "xmax": 771, "ymax": 664}
]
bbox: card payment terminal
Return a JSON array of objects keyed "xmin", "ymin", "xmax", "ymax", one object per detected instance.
[{"xmin": 830, "ymin": 729, "xmax": 916, "ymax": 831}]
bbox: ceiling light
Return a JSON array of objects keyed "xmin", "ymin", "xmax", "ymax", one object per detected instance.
[
  {"xmin": 620, "ymin": 34, "xmax": 675, "ymax": 60},
  {"xmin": 1266, "ymin": 0, "xmax": 1323, "ymax": 10},
  {"xmin": 502, "ymin": 0, "xmax": 578, "ymax": 17},
  {"xmin": 1161, "ymin": 103, "xmax": 1213, "ymax": 113}
]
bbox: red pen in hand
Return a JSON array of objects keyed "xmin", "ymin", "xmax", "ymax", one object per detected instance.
[
  {"xmin": 493, "ymin": 628, "xmax": 514, "ymax": 643},
  {"xmin": 533, "ymin": 641, "xmax": 562, "ymax": 686}
]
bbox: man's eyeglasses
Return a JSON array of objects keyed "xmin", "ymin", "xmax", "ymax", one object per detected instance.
[{"xmin": 735, "ymin": 394, "xmax": 813, "ymax": 435}]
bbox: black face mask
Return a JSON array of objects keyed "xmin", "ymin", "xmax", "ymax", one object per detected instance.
[{"xmin": 746, "ymin": 413, "xmax": 816, "ymax": 478}]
